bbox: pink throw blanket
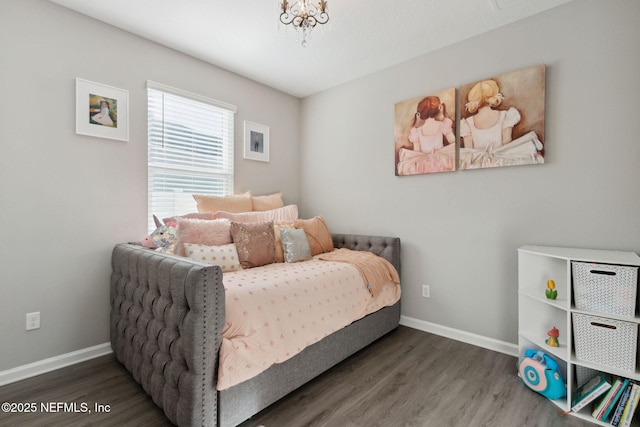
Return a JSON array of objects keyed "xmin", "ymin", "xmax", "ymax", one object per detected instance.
[{"xmin": 318, "ymin": 248, "xmax": 400, "ymax": 297}]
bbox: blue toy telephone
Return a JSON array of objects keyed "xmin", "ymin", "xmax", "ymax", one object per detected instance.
[{"xmin": 518, "ymin": 349, "xmax": 567, "ymax": 399}]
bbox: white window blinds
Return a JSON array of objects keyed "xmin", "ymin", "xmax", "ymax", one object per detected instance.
[{"xmin": 147, "ymin": 81, "xmax": 236, "ymax": 232}]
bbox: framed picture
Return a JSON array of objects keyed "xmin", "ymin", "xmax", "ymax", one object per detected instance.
[
  {"xmin": 243, "ymin": 121, "xmax": 269, "ymax": 162},
  {"xmin": 394, "ymin": 87, "xmax": 457, "ymax": 176},
  {"xmin": 458, "ymin": 64, "xmax": 545, "ymax": 170},
  {"xmin": 76, "ymin": 78, "xmax": 129, "ymax": 141}
]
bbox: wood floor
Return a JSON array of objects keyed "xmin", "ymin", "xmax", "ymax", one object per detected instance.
[{"xmin": 0, "ymin": 326, "xmax": 594, "ymax": 427}]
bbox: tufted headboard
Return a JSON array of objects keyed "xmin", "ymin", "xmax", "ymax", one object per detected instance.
[{"xmin": 332, "ymin": 233, "xmax": 401, "ymax": 278}]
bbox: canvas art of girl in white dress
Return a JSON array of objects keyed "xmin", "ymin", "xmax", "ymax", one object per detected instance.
[
  {"xmin": 459, "ymin": 79, "xmax": 543, "ymax": 169},
  {"xmin": 90, "ymin": 98, "xmax": 114, "ymax": 127}
]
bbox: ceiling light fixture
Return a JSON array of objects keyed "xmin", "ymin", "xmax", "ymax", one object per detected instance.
[{"xmin": 279, "ymin": 0, "xmax": 329, "ymax": 47}]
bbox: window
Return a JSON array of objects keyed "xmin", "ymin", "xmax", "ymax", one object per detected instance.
[{"xmin": 147, "ymin": 81, "xmax": 236, "ymax": 231}]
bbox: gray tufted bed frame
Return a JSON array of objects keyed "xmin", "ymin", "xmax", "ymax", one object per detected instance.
[{"xmin": 110, "ymin": 233, "xmax": 401, "ymax": 427}]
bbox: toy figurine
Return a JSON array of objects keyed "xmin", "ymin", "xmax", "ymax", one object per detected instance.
[
  {"xmin": 546, "ymin": 327, "xmax": 560, "ymax": 347},
  {"xmin": 545, "ymin": 279, "xmax": 557, "ymax": 300}
]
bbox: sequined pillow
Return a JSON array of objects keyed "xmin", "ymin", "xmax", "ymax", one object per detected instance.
[
  {"xmin": 230, "ymin": 221, "xmax": 276, "ymax": 269},
  {"xmin": 280, "ymin": 228, "xmax": 312, "ymax": 263}
]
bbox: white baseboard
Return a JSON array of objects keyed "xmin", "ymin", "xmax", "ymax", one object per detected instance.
[
  {"xmin": 400, "ymin": 315, "xmax": 518, "ymax": 357},
  {"xmin": 0, "ymin": 322, "xmax": 516, "ymax": 387},
  {"xmin": 0, "ymin": 343, "xmax": 112, "ymax": 387}
]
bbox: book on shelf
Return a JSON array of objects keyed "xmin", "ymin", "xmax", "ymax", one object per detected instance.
[
  {"xmin": 619, "ymin": 383, "xmax": 640, "ymax": 427},
  {"xmin": 571, "ymin": 372, "xmax": 611, "ymax": 413},
  {"xmin": 611, "ymin": 383, "xmax": 633, "ymax": 427},
  {"xmin": 602, "ymin": 378, "xmax": 630, "ymax": 421},
  {"xmin": 592, "ymin": 377, "xmax": 627, "ymax": 421}
]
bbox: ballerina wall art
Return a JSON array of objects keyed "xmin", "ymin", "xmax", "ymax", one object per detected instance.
[
  {"xmin": 458, "ymin": 64, "xmax": 545, "ymax": 170},
  {"xmin": 395, "ymin": 87, "xmax": 457, "ymax": 176}
]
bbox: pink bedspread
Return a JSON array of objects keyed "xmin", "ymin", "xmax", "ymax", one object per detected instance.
[{"xmin": 217, "ymin": 254, "xmax": 401, "ymax": 390}]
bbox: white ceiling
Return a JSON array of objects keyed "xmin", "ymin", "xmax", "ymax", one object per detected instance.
[{"xmin": 49, "ymin": 0, "xmax": 574, "ymax": 98}]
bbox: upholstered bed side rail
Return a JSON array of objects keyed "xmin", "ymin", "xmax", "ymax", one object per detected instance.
[
  {"xmin": 332, "ymin": 233, "xmax": 401, "ymax": 277},
  {"xmin": 110, "ymin": 243, "xmax": 224, "ymax": 427}
]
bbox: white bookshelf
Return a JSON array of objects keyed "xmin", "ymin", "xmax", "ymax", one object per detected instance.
[{"xmin": 518, "ymin": 245, "xmax": 640, "ymax": 426}]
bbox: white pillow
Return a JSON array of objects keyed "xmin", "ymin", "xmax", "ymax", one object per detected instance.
[{"xmin": 183, "ymin": 243, "xmax": 242, "ymax": 273}]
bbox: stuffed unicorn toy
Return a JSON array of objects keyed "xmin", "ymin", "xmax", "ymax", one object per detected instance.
[{"xmin": 142, "ymin": 215, "xmax": 178, "ymax": 254}]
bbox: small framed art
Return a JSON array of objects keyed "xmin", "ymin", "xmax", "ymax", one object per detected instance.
[
  {"xmin": 75, "ymin": 78, "xmax": 129, "ymax": 141},
  {"xmin": 243, "ymin": 121, "xmax": 269, "ymax": 162}
]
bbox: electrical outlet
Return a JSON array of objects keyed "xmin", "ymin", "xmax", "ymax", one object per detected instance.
[
  {"xmin": 26, "ymin": 312, "xmax": 40, "ymax": 331},
  {"xmin": 421, "ymin": 285, "xmax": 430, "ymax": 298}
]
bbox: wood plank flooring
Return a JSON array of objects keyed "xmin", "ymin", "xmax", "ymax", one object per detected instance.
[{"xmin": 0, "ymin": 326, "xmax": 594, "ymax": 427}]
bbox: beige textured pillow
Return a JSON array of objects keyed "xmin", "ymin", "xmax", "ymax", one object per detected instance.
[
  {"xmin": 175, "ymin": 218, "xmax": 232, "ymax": 256},
  {"xmin": 192, "ymin": 192, "xmax": 252, "ymax": 213},
  {"xmin": 273, "ymin": 220, "xmax": 296, "ymax": 262},
  {"xmin": 252, "ymin": 192, "xmax": 284, "ymax": 211},
  {"xmin": 230, "ymin": 221, "xmax": 276, "ymax": 269},
  {"xmin": 183, "ymin": 243, "xmax": 242, "ymax": 273},
  {"xmin": 294, "ymin": 216, "xmax": 334, "ymax": 256},
  {"xmin": 213, "ymin": 205, "xmax": 298, "ymax": 223}
]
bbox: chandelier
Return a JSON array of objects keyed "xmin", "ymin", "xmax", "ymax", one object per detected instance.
[{"xmin": 279, "ymin": 0, "xmax": 329, "ymax": 47}]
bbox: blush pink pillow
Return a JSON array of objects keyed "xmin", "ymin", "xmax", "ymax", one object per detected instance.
[
  {"xmin": 230, "ymin": 221, "xmax": 276, "ymax": 269},
  {"xmin": 175, "ymin": 218, "xmax": 232, "ymax": 256},
  {"xmin": 163, "ymin": 212, "xmax": 216, "ymax": 225},
  {"xmin": 213, "ymin": 205, "xmax": 298, "ymax": 223},
  {"xmin": 294, "ymin": 216, "xmax": 334, "ymax": 256}
]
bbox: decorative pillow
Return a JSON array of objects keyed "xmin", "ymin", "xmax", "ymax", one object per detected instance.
[
  {"xmin": 273, "ymin": 220, "xmax": 296, "ymax": 262},
  {"xmin": 213, "ymin": 205, "xmax": 298, "ymax": 223},
  {"xmin": 192, "ymin": 192, "xmax": 252, "ymax": 213},
  {"xmin": 175, "ymin": 218, "xmax": 232, "ymax": 256},
  {"xmin": 294, "ymin": 216, "xmax": 334, "ymax": 256},
  {"xmin": 230, "ymin": 221, "xmax": 276, "ymax": 269},
  {"xmin": 183, "ymin": 243, "xmax": 241, "ymax": 273},
  {"xmin": 162, "ymin": 212, "xmax": 216, "ymax": 225},
  {"xmin": 252, "ymin": 192, "xmax": 284, "ymax": 211},
  {"xmin": 280, "ymin": 228, "xmax": 312, "ymax": 263}
]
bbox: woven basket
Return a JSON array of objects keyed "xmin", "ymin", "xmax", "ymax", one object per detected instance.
[
  {"xmin": 572, "ymin": 262, "xmax": 638, "ymax": 317},
  {"xmin": 573, "ymin": 313, "xmax": 637, "ymax": 371}
]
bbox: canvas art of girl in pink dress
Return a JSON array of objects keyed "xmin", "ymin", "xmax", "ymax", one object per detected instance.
[
  {"xmin": 397, "ymin": 96, "xmax": 456, "ymax": 175},
  {"xmin": 409, "ymin": 96, "xmax": 455, "ymax": 152}
]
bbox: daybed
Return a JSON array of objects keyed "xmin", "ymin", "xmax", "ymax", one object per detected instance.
[{"xmin": 110, "ymin": 232, "xmax": 401, "ymax": 427}]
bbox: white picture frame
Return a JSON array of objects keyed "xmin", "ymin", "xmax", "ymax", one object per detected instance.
[
  {"xmin": 75, "ymin": 78, "xmax": 129, "ymax": 141},
  {"xmin": 243, "ymin": 121, "xmax": 269, "ymax": 162}
]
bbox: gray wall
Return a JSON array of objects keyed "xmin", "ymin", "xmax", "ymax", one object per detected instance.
[
  {"xmin": 1, "ymin": 0, "xmax": 639, "ymax": 373},
  {"xmin": 0, "ymin": 0, "xmax": 300, "ymax": 371},
  {"xmin": 300, "ymin": 0, "xmax": 640, "ymax": 343}
]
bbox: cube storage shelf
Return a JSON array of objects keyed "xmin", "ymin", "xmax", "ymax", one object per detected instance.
[{"xmin": 518, "ymin": 245, "xmax": 640, "ymax": 426}]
